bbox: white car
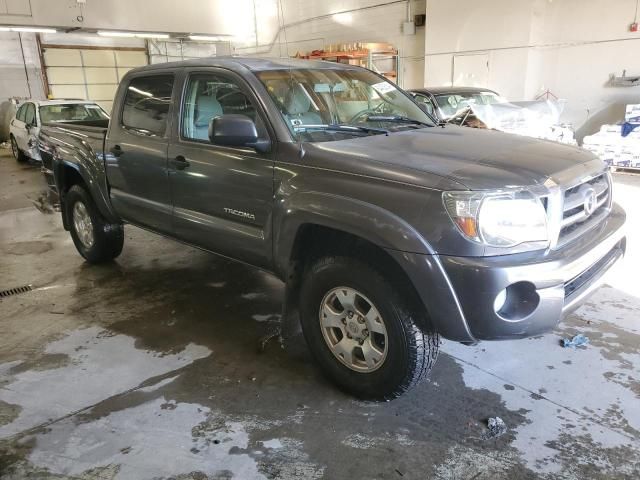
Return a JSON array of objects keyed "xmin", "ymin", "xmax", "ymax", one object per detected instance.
[{"xmin": 9, "ymin": 99, "xmax": 109, "ymax": 162}]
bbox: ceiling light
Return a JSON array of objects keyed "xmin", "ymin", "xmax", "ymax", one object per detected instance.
[
  {"xmin": 0, "ymin": 26, "xmax": 57, "ymax": 33},
  {"xmin": 97, "ymin": 31, "xmax": 135, "ymax": 37},
  {"xmin": 189, "ymin": 35, "xmax": 225, "ymax": 42},
  {"xmin": 98, "ymin": 30, "xmax": 169, "ymax": 39},
  {"xmin": 135, "ymin": 33, "xmax": 169, "ymax": 39}
]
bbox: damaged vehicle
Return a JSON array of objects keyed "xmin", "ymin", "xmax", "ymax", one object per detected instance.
[
  {"xmin": 38, "ymin": 58, "xmax": 626, "ymax": 400},
  {"xmin": 10, "ymin": 99, "xmax": 109, "ymax": 164},
  {"xmin": 411, "ymin": 87, "xmax": 576, "ymax": 144},
  {"xmin": 410, "ymin": 86, "xmax": 505, "ymax": 125}
]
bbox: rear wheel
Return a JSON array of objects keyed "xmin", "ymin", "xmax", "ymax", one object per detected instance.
[
  {"xmin": 10, "ymin": 136, "xmax": 26, "ymax": 162},
  {"xmin": 66, "ymin": 184, "xmax": 124, "ymax": 263},
  {"xmin": 299, "ymin": 256, "xmax": 439, "ymax": 400}
]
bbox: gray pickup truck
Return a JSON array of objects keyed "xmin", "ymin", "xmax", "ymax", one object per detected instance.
[{"xmin": 38, "ymin": 57, "xmax": 626, "ymax": 400}]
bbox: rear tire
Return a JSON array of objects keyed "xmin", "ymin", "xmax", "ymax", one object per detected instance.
[
  {"xmin": 65, "ymin": 184, "xmax": 124, "ymax": 264},
  {"xmin": 10, "ymin": 135, "xmax": 26, "ymax": 162},
  {"xmin": 299, "ymin": 256, "xmax": 439, "ymax": 400}
]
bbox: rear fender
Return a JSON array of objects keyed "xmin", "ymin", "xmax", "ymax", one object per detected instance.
[{"xmin": 54, "ymin": 153, "xmax": 119, "ymax": 226}]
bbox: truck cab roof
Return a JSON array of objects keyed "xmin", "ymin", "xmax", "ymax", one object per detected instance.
[{"xmin": 128, "ymin": 56, "xmax": 361, "ymax": 75}]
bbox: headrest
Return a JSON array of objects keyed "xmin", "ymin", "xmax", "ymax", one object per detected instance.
[
  {"xmin": 285, "ymin": 85, "xmax": 313, "ymax": 115},
  {"xmin": 195, "ymin": 95, "xmax": 223, "ymax": 126}
]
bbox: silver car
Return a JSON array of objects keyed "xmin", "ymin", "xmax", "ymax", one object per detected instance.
[{"xmin": 9, "ymin": 99, "xmax": 109, "ymax": 162}]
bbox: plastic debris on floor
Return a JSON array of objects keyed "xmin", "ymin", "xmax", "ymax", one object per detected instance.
[
  {"xmin": 561, "ymin": 333, "xmax": 590, "ymax": 349},
  {"xmin": 482, "ymin": 417, "xmax": 507, "ymax": 440},
  {"xmin": 582, "ymin": 104, "xmax": 640, "ymax": 170}
]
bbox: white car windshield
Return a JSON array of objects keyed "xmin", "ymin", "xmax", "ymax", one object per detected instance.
[
  {"xmin": 39, "ymin": 104, "xmax": 109, "ymax": 123},
  {"xmin": 256, "ymin": 68, "xmax": 435, "ymax": 141}
]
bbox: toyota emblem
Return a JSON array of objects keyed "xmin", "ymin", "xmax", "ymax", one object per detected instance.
[{"xmin": 583, "ymin": 188, "xmax": 597, "ymax": 217}]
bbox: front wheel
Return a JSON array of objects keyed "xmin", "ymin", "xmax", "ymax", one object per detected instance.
[
  {"xmin": 10, "ymin": 136, "xmax": 26, "ymax": 162},
  {"xmin": 66, "ymin": 184, "xmax": 124, "ymax": 264},
  {"xmin": 299, "ymin": 256, "xmax": 439, "ymax": 400}
]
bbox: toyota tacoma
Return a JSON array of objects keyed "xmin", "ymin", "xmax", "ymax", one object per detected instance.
[{"xmin": 38, "ymin": 58, "xmax": 626, "ymax": 400}]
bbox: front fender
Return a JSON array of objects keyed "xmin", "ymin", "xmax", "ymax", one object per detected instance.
[{"xmin": 273, "ymin": 191, "xmax": 435, "ymax": 276}]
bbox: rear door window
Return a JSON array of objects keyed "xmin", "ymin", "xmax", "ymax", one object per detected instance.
[{"xmin": 121, "ymin": 75, "xmax": 174, "ymax": 136}]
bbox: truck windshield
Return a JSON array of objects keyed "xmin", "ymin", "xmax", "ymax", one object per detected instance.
[
  {"xmin": 256, "ymin": 68, "xmax": 435, "ymax": 141},
  {"xmin": 39, "ymin": 104, "xmax": 110, "ymax": 124}
]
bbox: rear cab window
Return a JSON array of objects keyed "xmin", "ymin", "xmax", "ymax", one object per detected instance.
[{"xmin": 121, "ymin": 75, "xmax": 174, "ymax": 136}]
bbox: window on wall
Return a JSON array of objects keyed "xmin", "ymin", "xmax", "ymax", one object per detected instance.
[
  {"xmin": 181, "ymin": 73, "xmax": 263, "ymax": 142},
  {"xmin": 121, "ymin": 75, "xmax": 174, "ymax": 136},
  {"xmin": 42, "ymin": 46, "xmax": 148, "ymax": 113}
]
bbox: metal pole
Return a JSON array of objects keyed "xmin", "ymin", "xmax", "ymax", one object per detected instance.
[{"xmin": 18, "ymin": 32, "xmax": 33, "ymax": 98}]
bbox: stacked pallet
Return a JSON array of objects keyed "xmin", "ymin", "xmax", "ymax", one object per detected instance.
[{"xmin": 582, "ymin": 105, "xmax": 640, "ymax": 170}]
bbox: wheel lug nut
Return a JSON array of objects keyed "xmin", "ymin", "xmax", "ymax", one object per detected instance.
[
  {"xmin": 341, "ymin": 318, "xmax": 347, "ymax": 324},
  {"xmin": 348, "ymin": 311, "xmax": 354, "ymax": 318},
  {"xmin": 357, "ymin": 317, "xmax": 364, "ymax": 324},
  {"xmin": 363, "ymin": 329, "xmax": 369, "ymax": 336}
]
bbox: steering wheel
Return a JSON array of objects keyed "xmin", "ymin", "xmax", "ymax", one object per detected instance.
[{"xmin": 348, "ymin": 103, "xmax": 388, "ymax": 124}]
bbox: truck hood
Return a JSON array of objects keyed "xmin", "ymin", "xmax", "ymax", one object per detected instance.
[{"xmin": 304, "ymin": 125, "xmax": 601, "ymax": 190}]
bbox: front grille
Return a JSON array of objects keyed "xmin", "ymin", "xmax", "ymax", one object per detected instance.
[{"xmin": 557, "ymin": 173, "xmax": 610, "ymax": 247}]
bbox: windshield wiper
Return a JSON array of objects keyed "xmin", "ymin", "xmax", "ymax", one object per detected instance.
[
  {"xmin": 302, "ymin": 124, "xmax": 389, "ymax": 135},
  {"xmin": 365, "ymin": 115, "xmax": 433, "ymax": 127}
]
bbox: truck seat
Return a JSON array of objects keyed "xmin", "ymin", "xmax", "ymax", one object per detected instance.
[{"xmin": 194, "ymin": 95, "xmax": 223, "ymax": 140}]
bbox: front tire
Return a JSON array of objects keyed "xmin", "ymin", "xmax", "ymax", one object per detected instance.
[
  {"xmin": 10, "ymin": 136, "xmax": 26, "ymax": 162},
  {"xmin": 65, "ymin": 184, "xmax": 124, "ymax": 264},
  {"xmin": 299, "ymin": 256, "xmax": 439, "ymax": 400}
]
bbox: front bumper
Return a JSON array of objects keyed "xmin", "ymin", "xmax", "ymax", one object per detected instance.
[{"xmin": 388, "ymin": 203, "xmax": 626, "ymax": 343}]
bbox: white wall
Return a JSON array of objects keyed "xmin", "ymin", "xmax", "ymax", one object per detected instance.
[
  {"xmin": 424, "ymin": 0, "xmax": 640, "ymax": 139},
  {"xmin": 235, "ymin": 0, "xmax": 427, "ymax": 89},
  {"xmin": 1, "ymin": 0, "xmax": 429, "ymax": 98},
  {"xmin": 0, "ymin": 0, "xmax": 255, "ymax": 38}
]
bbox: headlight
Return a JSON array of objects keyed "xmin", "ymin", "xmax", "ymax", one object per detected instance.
[{"xmin": 443, "ymin": 190, "xmax": 548, "ymax": 248}]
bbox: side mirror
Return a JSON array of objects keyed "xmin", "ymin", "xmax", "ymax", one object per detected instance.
[{"xmin": 208, "ymin": 114, "xmax": 270, "ymax": 153}]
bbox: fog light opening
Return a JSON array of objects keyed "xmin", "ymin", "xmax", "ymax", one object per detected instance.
[
  {"xmin": 495, "ymin": 281, "xmax": 540, "ymax": 321},
  {"xmin": 493, "ymin": 289, "xmax": 507, "ymax": 312}
]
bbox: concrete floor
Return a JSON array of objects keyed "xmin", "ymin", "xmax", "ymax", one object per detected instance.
[{"xmin": 0, "ymin": 146, "xmax": 639, "ymax": 480}]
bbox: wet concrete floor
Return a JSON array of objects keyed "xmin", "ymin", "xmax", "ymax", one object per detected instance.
[{"xmin": 1, "ymin": 148, "xmax": 639, "ymax": 479}]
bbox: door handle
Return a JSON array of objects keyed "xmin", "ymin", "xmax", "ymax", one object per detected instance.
[
  {"xmin": 172, "ymin": 155, "xmax": 190, "ymax": 170},
  {"xmin": 110, "ymin": 145, "xmax": 123, "ymax": 157}
]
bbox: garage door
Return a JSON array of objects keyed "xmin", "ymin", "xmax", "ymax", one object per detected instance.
[{"xmin": 41, "ymin": 46, "xmax": 148, "ymax": 113}]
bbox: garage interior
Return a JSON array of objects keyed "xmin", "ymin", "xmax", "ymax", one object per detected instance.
[{"xmin": 1, "ymin": 1, "xmax": 639, "ymax": 479}]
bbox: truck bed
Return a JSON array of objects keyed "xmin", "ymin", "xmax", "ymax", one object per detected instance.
[{"xmin": 39, "ymin": 123, "xmax": 108, "ymax": 193}]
